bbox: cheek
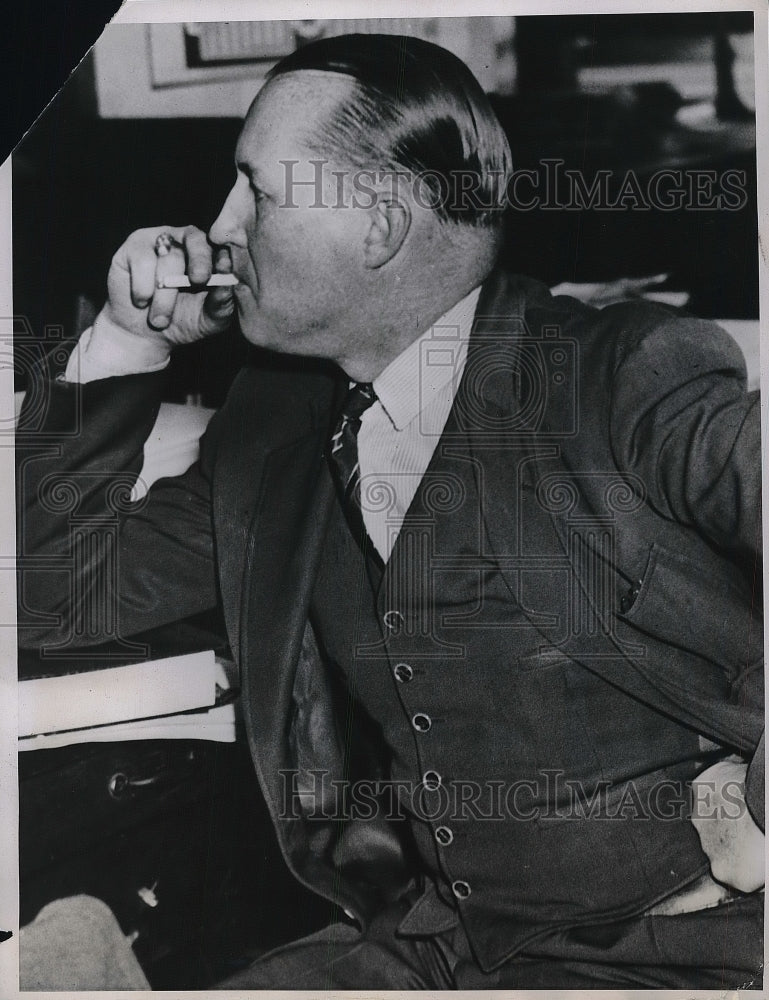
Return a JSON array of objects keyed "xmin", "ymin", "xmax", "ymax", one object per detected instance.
[
  {"xmin": 253, "ymin": 221, "xmax": 321, "ymax": 285},
  {"xmin": 246, "ymin": 214, "xmax": 299, "ymax": 277},
  {"xmin": 245, "ymin": 208, "xmax": 359, "ymax": 315}
]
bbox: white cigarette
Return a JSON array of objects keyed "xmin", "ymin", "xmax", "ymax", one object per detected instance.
[{"xmin": 156, "ymin": 273, "xmax": 239, "ymax": 289}]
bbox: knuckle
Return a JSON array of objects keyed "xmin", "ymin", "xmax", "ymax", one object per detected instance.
[{"xmin": 139, "ymin": 226, "xmax": 165, "ymax": 243}]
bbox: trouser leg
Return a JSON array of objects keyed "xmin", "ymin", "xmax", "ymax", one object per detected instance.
[
  {"xmin": 217, "ymin": 892, "xmax": 763, "ymax": 990},
  {"xmin": 215, "ymin": 899, "xmax": 454, "ymax": 990},
  {"xmin": 484, "ymin": 894, "xmax": 764, "ymax": 990}
]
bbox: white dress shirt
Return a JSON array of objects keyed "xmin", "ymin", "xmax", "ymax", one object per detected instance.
[
  {"xmin": 360, "ymin": 286, "xmax": 481, "ymax": 560},
  {"xmin": 67, "ymin": 286, "xmax": 482, "ymax": 561},
  {"xmin": 65, "ymin": 312, "xmax": 171, "ymax": 383}
]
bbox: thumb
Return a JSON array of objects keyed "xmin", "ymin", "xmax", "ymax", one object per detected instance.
[{"xmin": 200, "ymin": 245, "xmax": 237, "ymax": 335}]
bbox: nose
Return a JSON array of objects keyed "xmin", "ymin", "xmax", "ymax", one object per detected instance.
[{"xmin": 208, "ymin": 179, "xmax": 249, "ymax": 248}]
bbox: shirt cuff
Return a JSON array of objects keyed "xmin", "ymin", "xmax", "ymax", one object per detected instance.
[{"xmin": 64, "ymin": 310, "xmax": 171, "ymax": 383}]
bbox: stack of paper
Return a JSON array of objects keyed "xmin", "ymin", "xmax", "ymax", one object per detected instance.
[{"xmin": 19, "ymin": 651, "xmax": 240, "ymax": 751}]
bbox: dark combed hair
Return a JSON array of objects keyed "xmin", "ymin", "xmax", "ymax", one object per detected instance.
[{"xmin": 267, "ymin": 34, "xmax": 512, "ymax": 229}]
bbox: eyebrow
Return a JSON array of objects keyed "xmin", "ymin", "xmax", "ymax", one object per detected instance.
[{"xmin": 235, "ymin": 158, "xmax": 257, "ymax": 177}]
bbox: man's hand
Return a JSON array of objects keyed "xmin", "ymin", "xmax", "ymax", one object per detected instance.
[
  {"xmin": 102, "ymin": 225, "xmax": 236, "ymax": 347},
  {"xmin": 691, "ymin": 758, "xmax": 765, "ymax": 893}
]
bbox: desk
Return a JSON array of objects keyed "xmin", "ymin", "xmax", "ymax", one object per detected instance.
[
  {"xmin": 18, "ymin": 624, "xmax": 330, "ymax": 988},
  {"xmin": 20, "ymin": 737, "xmax": 327, "ymax": 987}
]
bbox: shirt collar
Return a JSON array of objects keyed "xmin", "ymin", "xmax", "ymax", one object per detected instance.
[{"xmin": 373, "ymin": 285, "xmax": 482, "ymax": 432}]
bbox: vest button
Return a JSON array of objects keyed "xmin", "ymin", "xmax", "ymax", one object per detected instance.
[
  {"xmin": 435, "ymin": 825, "xmax": 454, "ymax": 846},
  {"xmin": 452, "ymin": 880, "xmax": 471, "ymax": 900},
  {"xmin": 412, "ymin": 712, "xmax": 432, "ymax": 733},
  {"xmin": 393, "ymin": 662, "xmax": 413, "ymax": 683},
  {"xmin": 383, "ymin": 609, "xmax": 404, "ymax": 631},
  {"xmin": 422, "ymin": 770, "xmax": 442, "ymax": 791}
]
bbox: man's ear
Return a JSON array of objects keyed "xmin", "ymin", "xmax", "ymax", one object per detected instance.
[{"xmin": 363, "ymin": 197, "xmax": 411, "ymax": 268}]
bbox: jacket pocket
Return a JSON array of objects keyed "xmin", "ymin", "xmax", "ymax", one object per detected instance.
[{"xmin": 617, "ymin": 541, "xmax": 761, "ymax": 684}]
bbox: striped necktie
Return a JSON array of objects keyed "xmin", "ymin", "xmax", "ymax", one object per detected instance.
[{"xmin": 328, "ymin": 381, "xmax": 381, "ymax": 563}]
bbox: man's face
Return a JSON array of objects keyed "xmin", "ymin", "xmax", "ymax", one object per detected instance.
[{"xmin": 208, "ymin": 73, "xmax": 369, "ymax": 361}]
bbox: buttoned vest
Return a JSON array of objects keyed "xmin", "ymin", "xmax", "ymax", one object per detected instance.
[{"xmin": 310, "ymin": 416, "xmax": 711, "ymax": 971}]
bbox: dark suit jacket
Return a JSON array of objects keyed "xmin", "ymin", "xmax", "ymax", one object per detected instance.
[{"xmin": 17, "ymin": 269, "xmax": 764, "ymax": 926}]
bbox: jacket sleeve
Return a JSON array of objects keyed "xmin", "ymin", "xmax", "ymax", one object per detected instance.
[
  {"xmin": 608, "ymin": 310, "xmax": 761, "ymax": 564},
  {"xmin": 16, "ymin": 368, "xmax": 221, "ymax": 650},
  {"xmin": 607, "ymin": 309, "xmax": 763, "ymax": 827}
]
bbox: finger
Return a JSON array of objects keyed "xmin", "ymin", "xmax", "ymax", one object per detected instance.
[
  {"xmin": 148, "ymin": 244, "xmax": 185, "ymax": 329},
  {"xmin": 123, "ymin": 227, "xmax": 181, "ymax": 307},
  {"xmin": 213, "ymin": 244, "xmax": 232, "ymax": 273},
  {"xmin": 201, "ymin": 245, "xmax": 236, "ymax": 331},
  {"xmin": 142, "ymin": 224, "xmax": 209, "ymax": 286},
  {"xmin": 181, "ymin": 226, "xmax": 215, "ymax": 286},
  {"xmin": 129, "ymin": 251, "xmax": 160, "ymax": 309}
]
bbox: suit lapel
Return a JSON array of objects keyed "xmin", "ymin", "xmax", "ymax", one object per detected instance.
[
  {"xmin": 450, "ymin": 271, "xmax": 567, "ymax": 618},
  {"xmin": 212, "ymin": 366, "xmax": 343, "ymax": 656},
  {"xmin": 222, "ymin": 370, "xmax": 345, "ymax": 776},
  {"xmin": 239, "ymin": 427, "xmax": 337, "ymax": 774}
]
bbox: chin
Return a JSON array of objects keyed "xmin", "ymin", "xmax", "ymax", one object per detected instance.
[
  {"xmin": 237, "ymin": 313, "xmax": 289, "ymax": 354},
  {"xmin": 238, "ymin": 321, "xmax": 273, "ymax": 349}
]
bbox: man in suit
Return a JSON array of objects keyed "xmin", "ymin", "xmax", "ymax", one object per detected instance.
[{"xmin": 17, "ymin": 34, "xmax": 764, "ymax": 988}]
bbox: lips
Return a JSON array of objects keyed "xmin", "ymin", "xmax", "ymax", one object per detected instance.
[
  {"xmin": 232, "ymin": 278, "xmax": 258, "ymax": 306},
  {"xmin": 228, "ymin": 257, "xmax": 253, "ymax": 291}
]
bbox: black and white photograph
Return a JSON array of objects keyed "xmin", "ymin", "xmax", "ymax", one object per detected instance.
[{"xmin": 4, "ymin": 0, "xmax": 768, "ymax": 992}]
